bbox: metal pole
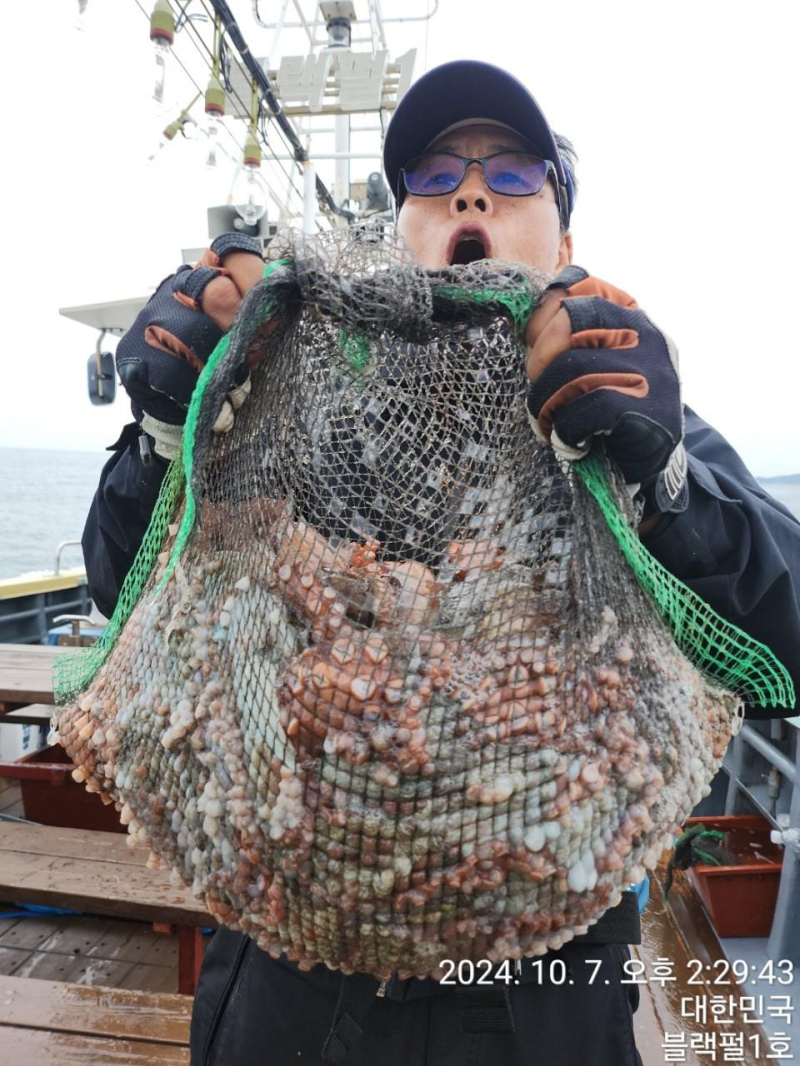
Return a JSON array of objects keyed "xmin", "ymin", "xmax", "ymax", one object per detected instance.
[
  {"xmin": 724, "ymin": 734, "xmax": 745, "ymax": 814},
  {"xmin": 334, "ymin": 115, "xmax": 350, "ymax": 208},
  {"xmin": 303, "ymin": 161, "xmax": 317, "ymax": 234},
  {"xmin": 740, "ymin": 724, "xmax": 800, "ymax": 789},
  {"xmin": 94, "ymin": 329, "xmax": 107, "ymax": 400},
  {"xmin": 263, "ymin": 0, "xmax": 291, "ymax": 68},
  {"xmin": 767, "ymin": 763, "xmax": 800, "ymax": 961},
  {"xmin": 290, "ymin": 0, "xmax": 315, "ymax": 46},
  {"xmin": 368, "ymin": 0, "xmax": 384, "ymax": 53}
]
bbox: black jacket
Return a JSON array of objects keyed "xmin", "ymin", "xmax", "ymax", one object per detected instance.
[{"xmin": 83, "ymin": 405, "xmax": 800, "ymax": 720}]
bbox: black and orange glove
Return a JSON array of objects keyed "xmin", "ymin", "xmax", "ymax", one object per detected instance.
[
  {"xmin": 525, "ymin": 266, "xmax": 688, "ymax": 514},
  {"xmin": 116, "ymin": 233, "xmax": 265, "ymax": 459}
]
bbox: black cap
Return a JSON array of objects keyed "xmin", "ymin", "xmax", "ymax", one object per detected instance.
[{"xmin": 383, "ymin": 60, "xmax": 574, "ymax": 228}]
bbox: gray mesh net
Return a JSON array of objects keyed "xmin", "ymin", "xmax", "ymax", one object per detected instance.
[{"xmin": 54, "ymin": 227, "xmax": 744, "ymax": 979}]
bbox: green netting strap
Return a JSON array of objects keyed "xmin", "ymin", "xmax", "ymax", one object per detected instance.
[
  {"xmin": 432, "ymin": 283, "xmax": 536, "ymax": 338},
  {"xmin": 52, "ymin": 453, "xmax": 186, "ymax": 701},
  {"xmin": 575, "ymin": 453, "xmax": 795, "ymax": 709}
]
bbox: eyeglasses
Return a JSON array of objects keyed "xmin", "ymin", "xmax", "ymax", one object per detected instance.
[{"xmin": 399, "ymin": 150, "xmax": 563, "ymax": 213}]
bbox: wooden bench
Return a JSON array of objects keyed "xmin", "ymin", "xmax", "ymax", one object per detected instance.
[
  {"xmin": 0, "ymin": 974, "xmax": 190, "ymax": 1064},
  {"xmin": 0, "ymin": 643, "xmax": 69, "ymax": 713},
  {"xmin": 0, "ymin": 703, "xmax": 53, "ymax": 726},
  {"xmin": 0, "ymin": 822, "xmax": 217, "ymax": 994}
]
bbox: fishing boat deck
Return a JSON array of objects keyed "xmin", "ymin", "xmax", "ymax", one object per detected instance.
[{"xmin": 0, "ymin": 778, "xmax": 202, "ymax": 994}]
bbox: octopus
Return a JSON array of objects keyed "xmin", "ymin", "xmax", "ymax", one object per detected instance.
[{"xmin": 54, "ymin": 498, "xmax": 741, "ymax": 980}]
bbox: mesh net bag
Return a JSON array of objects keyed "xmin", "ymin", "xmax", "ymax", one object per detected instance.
[{"xmin": 53, "ymin": 228, "xmax": 793, "ymax": 978}]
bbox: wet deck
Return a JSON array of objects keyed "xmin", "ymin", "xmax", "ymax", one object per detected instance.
[
  {"xmin": 0, "ymin": 778, "xmax": 207, "ymax": 994},
  {"xmin": 632, "ymin": 858, "xmax": 786, "ymax": 1065}
]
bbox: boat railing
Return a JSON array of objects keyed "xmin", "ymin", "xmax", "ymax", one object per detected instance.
[
  {"xmin": 54, "ymin": 540, "xmax": 83, "ymax": 576},
  {"xmin": 723, "ymin": 717, "xmax": 800, "ymax": 962}
]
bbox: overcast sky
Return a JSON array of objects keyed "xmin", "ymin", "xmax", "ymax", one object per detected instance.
[{"xmin": 3, "ymin": 0, "xmax": 797, "ymax": 476}]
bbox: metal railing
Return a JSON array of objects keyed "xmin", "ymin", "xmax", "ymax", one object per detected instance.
[
  {"xmin": 54, "ymin": 541, "xmax": 83, "ymax": 576},
  {"xmin": 722, "ymin": 719, "xmax": 800, "ymax": 960}
]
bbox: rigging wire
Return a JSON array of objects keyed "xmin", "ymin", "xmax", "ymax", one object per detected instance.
[
  {"xmin": 135, "ymin": 6, "xmax": 303, "ymax": 221},
  {"xmin": 182, "ymin": 0, "xmax": 314, "ymax": 192},
  {"xmin": 207, "ymin": 0, "xmax": 350, "ymax": 220},
  {"xmin": 133, "ymin": 0, "xmax": 308, "ymax": 212},
  {"xmin": 134, "ymin": 0, "xmax": 351, "ymax": 221},
  {"xmin": 176, "ymin": 0, "xmax": 339, "ymax": 215},
  {"xmin": 173, "ymin": 0, "xmax": 207, "ymax": 31}
]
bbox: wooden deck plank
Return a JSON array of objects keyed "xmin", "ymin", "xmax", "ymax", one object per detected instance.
[
  {"xmin": 1, "ymin": 821, "xmax": 158, "ymax": 867},
  {"xmin": 0, "ymin": 1026, "xmax": 191, "ymax": 1065},
  {"xmin": 0, "ymin": 644, "xmax": 71, "ymax": 706},
  {"xmin": 85, "ymin": 920, "xmax": 164, "ymax": 964},
  {"xmin": 9, "ymin": 949, "xmax": 97, "ymax": 984},
  {"xmin": 74, "ymin": 957, "xmax": 139, "ymax": 988},
  {"xmin": 2, "ymin": 704, "xmax": 56, "ymax": 725},
  {"xmin": 0, "ymin": 823, "xmax": 213, "ymax": 927},
  {"xmin": 0, "ymin": 974, "xmax": 192, "ymax": 1045},
  {"xmin": 0, "ymin": 915, "xmax": 69, "ymax": 950},
  {"xmin": 0, "ymin": 910, "xmax": 185, "ymax": 993},
  {"xmin": 139, "ymin": 934, "xmax": 180, "ymax": 969},
  {"xmin": 0, "ymin": 783, "xmax": 23, "ymax": 815},
  {"xmin": 0, "ymin": 850, "xmax": 210, "ymax": 925},
  {"xmin": 0, "ymin": 946, "xmax": 28, "ymax": 976},
  {"xmin": 118, "ymin": 962, "xmax": 180, "ymax": 994},
  {"xmin": 36, "ymin": 915, "xmax": 112, "ymax": 956},
  {"xmin": 0, "ymin": 777, "xmax": 19, "ymax": 797}
]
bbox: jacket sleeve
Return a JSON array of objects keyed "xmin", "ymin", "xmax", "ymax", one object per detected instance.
[
  {"xmin": 82, "ymin": 422, "xmax": 169, "ymax": 619},
  {"xmin": 640, "ymin": 406, "xmax": 800, "ymax": 720}
]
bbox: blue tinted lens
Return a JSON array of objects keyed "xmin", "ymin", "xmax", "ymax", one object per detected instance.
[
  {"xmin": 485, "ymin": 153, "xmax": 548, "ymax": 195},
  {"xmin": 403, "ymin": 154, "xmax": 465, "ymax": 195}
]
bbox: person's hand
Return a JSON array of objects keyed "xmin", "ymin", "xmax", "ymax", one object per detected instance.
[
  {"xmin": 525, "ymin": 265, "xmax": 688, "ymax": 514},
  {"xmin": 116, "ymin": 233, "xmax": 265, "ymax": 460}
]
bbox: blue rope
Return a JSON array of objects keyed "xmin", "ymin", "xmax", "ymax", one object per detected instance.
[{"xmin": 0, "ymin": 902, "xmax": 84, "ymax": 920}]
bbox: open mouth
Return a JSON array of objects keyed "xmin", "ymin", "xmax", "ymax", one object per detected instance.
[
  {"xmin": 448, "ymin": 228, "xmax": 491, "ymax": 266},
  {"xmin": 450, "ymin": 238, "xmax": 488, "ymax": 265}
]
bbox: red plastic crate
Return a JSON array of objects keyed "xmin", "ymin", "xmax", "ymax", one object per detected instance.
[
  {"xmin": 684, "ymin": 815, "xmax": 783, "ymax": 938},
  {"xmin": 0, "ymin": 743, "xmax": 124, "ymax": 832}
]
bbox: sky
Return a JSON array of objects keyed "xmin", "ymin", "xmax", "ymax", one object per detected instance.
[{"xmin": 3, "ymin": 0, "xmax": 798, "ymax": 476}]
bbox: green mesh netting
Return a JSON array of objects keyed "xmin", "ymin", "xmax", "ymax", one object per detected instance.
[
  {"xmin": 575, "ymin": 455, "xmax": 794, "ymax": 709},
  {"xmin": 53, "ymin": 452, "xmax": 186, "ymax": 700},
  {"xmin": 433, "ymin": 285, "xmax": 537, "ymax": 338},
  {"xmin": 338, "ymin": 330, "xmax": 371, "ymax": 374}
]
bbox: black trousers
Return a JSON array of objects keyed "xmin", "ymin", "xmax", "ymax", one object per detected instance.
[{"xmin": 190, "ymin": 928, "xmax": 643, "ymax": 1066}]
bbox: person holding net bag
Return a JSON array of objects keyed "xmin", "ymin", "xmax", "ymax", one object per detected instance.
[{"xmin": 80, "ymin": 61, "xmax": 800, "ymax": 1066}]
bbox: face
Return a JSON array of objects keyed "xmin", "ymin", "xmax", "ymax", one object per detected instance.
[{"xmin": 396, "ymin": 123, "xmax": 573, "ymax": 275}]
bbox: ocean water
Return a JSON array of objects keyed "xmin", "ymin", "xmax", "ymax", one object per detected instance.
[
  {"xmin": 0, "ymin": 446, "xmax": 798, "ymax": 581},
  {"xmin": 0, "ymin": 448, "xmax": 108, "ymax": 580},
  {"xmin": 760, "ymin": 481, "xmax": 800, "ymax": 520}
]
